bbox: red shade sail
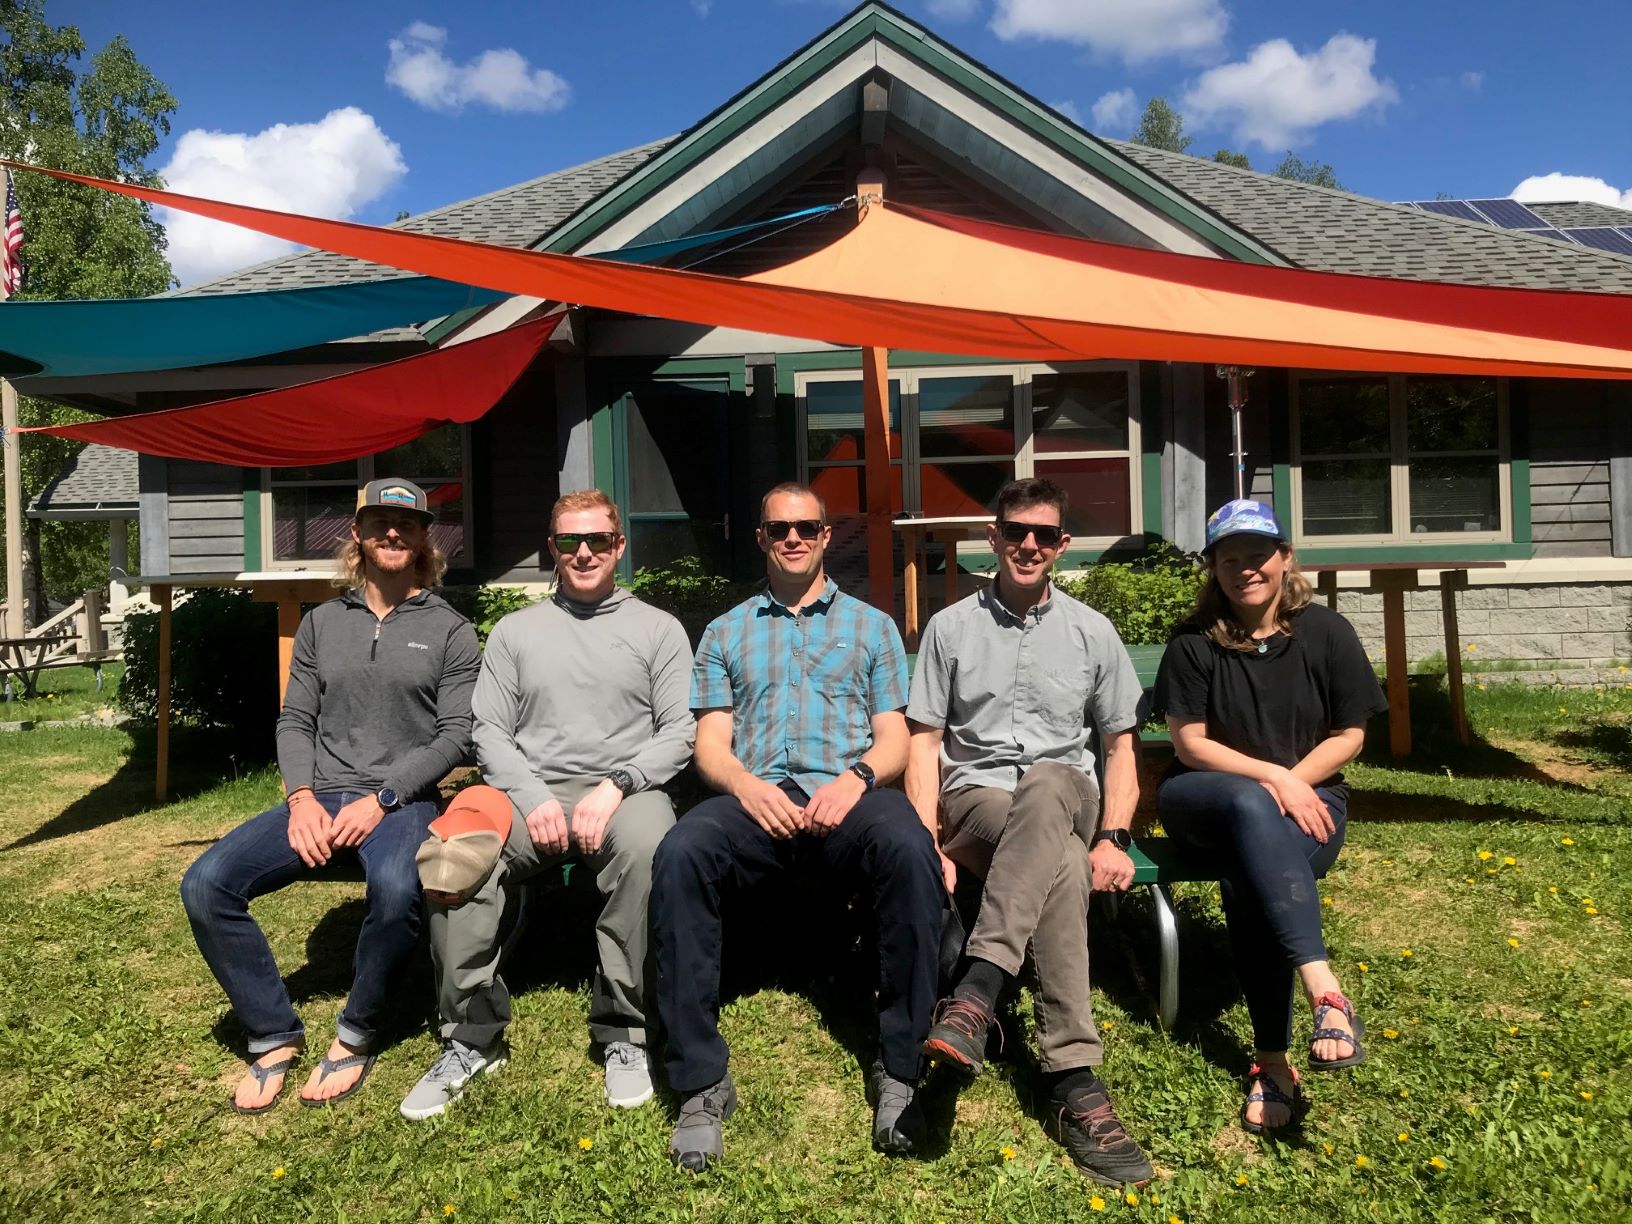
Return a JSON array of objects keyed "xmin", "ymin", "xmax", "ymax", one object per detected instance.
[
  {"xmin": 17, "ymin": 317, "xmax": 552, "ymax": 465},
  {"xmin": 7, "ymin": 158, "xmax": 1632, "ymax": 382}
]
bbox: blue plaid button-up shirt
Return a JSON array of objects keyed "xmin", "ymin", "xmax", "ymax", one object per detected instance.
[{"xmin": 691, "ymin": 578, "xmax": 909, "ymax": 795}]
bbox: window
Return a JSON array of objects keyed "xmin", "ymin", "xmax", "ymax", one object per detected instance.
[
  {"xmin": 263, "ymin": 423, "xmax": 472, "ymax": 567},
  {"xmin": 1291, "ymin": 374, "xmax": 1507, "ymax": 544},
  {"xmin": 796, "ymin": 362, "xmax": 1141, "ymax": 545}
]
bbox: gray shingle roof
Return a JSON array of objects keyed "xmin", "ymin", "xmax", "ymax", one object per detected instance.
[
  {"xmin": 174, "ymin": 140, "xmax": 673, "ymax": 297},
  {"xmin": 28, "ymin": 445, "xmax": 137, "ymax": 519},
  {"xmin": 1526, "ymin": 201, "xmax": 1632, "ymax": 229},
  {"xmin": 1109, "ymin": 141, "xmax": 1632, "ymax": 293}
]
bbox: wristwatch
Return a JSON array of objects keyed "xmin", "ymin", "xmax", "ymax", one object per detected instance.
[
  {"xmin": 376, "ymin": 786, "xmax": 401, "ymax": 811},
  {"xmin": 1091, "ymin": 828, "xmax": 1133, "ymax": 852},
  {"xmin": 607, "ymin": 768, "xmax": 637, "ymax": 796},
  {"xmin": 848, "ymin": 761, "xmax": 876, "ymax": 790}
]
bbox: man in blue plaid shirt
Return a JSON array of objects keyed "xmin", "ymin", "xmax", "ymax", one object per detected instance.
[{"xmin": 652, "ymin": 482, "xmax": 944, "ymax": 1172}]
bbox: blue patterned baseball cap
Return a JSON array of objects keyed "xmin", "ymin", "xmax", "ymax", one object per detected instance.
[{"xmin": 1204, "ymin": 499, "xmax": 1287, "ymax": 552}]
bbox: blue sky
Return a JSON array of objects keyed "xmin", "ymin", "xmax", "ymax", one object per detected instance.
[{"xmin": 54, "ymin": 0, "xmax": 1632, "ymax": 284}]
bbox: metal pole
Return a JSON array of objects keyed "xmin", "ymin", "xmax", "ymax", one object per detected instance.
[
  {"xmin": 1215, "ymin": 366, "xmax": 1255, "ymax": 501},
  {"xmin": 2, "ymin": 378, "xmax": 23, "ymax": 635}
]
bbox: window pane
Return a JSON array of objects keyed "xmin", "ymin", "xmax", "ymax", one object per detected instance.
[
  {"xmin": 807, "ymin": 464, "xmax": 904, "ymax": 516},
  {"xmin": 805, "ymin": 380, "xmax": 902, "ymax": 464},
  {"xmin": 1032, "ymin": 371, "xmax": 1129, "ymax": 453},
  {"xmin": 1299, "ymin": 379, "xmax": 1390, "ymax": 455},
  {"xmin": 921, "ymin": 460, "xmax": 1013, "ymax": 517},
  {"xmin": 626, "ymin": 382, "xmax": 731, "ymax": 515},
  {"xmin": 377, "ymin": 425, "xmax": 464, "ymax": 480},
  {"xmin": 919, "ymin": 375, "xmax": 1013, "ymax": 459},
  {"xmin": 272, "ymin": 488, "xmax": 356, "ymax": 561},
  {"xmin": 272, "ymin": 461, "xmax": 356, "ymax": 483},
  {"xmin": 1407, "ymin": 378, "xmax": 1498, "ymax": 453},
  {"xmin": 1409, "ymin": 457, "xmax": 1501, "ymax": 533},
  {"xmin": 1300, "ymin": 458, "xmax": 1392, "ymax": 536},
  {"xmin": 423, "ymin": 484, "xmax": 466, "ymax": 562},
  {"xmin": 1034, "ymin": 458, "xmax": 1131, "ymax": 538},
  {"xmin": 629, "ymin": 518, "xmax": 729, "ymax": 576}
]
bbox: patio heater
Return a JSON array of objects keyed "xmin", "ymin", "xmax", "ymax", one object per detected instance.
[{"xmin": 1215, "ymin": 365, "xmax": 1256, "ymax": 500}]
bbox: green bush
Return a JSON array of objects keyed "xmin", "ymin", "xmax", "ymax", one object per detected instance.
[
  {"xmin": 441, "ymin": 584, "xmax": 541, "ymax": 646},
  {"xmin": 625, "ymin": 555, "xmax": 756, "ymax": 645},
  {"xmin": 118, "ymin": 587, "xmax": 280, "ymax": 744},
  {"xmin": 1056, "ymin": 543, "xmax": 1203, "ymax": 644}
]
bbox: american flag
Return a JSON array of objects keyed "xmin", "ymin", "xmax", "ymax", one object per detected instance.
[{"xmin": 1, "ymin": 169, "xmax": 23, "ymax": 300}]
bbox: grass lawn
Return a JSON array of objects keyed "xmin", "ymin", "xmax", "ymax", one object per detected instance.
[
  {"xmin": 0, "ymin": 660, "xmax": 123, "ymax": 724},
  {"xmin": 0, "ymin": 683, "xmax": 1627, "ymax": 1222}
]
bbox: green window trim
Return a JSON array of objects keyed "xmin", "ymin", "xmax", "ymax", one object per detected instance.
[{"xmin": 241, "ymin": 474, "xmax": 261, "ymax": 571}]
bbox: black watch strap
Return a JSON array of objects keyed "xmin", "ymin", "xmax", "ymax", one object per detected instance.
[
  {"xmin": 848, "ymin": 761, "xmax": 876, "ymax": 790},
  {"xmin": 1091, "ymin": 828, "xmax": 1133, "ymax": 852},
  {"xmin": 607, "ymin": 768, "xmax": 637, "ymax": 796}
]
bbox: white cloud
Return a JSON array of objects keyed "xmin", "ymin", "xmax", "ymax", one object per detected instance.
[
  {"xmin": 1511, "ymin": 173, "xmax": 1632, "ymax": 209},
  {"xmin": 1181, "ymin": 33, "xmax": 1398, "ymax": 149},
  {"xmin": 1090, "ymin": 87, "xmax": 1138, "ymax": 132},
  {"xmin": 1460, "ymin": 70, "xmax": 1483, "ymax": 92},
  {"xmin": 926, "ymin": 0, "xmax": 982, "ymax": 19},
  {"xmin": 386, "ymin": 23, "xmax": 571, "ymax": 114},
  {"xmin": 990, "ymin": 0, "xmax": 1227, "ymax": 64},
  {"xmin": 158, "ymin": 107, "xmax": 407, "ymax": 285},
  {"xmin": 691, "ymin": 0, "xmax": 713, "ymax": 14}
]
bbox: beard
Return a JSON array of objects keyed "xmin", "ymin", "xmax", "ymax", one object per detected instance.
[{"xmin": 361, "ymin": 536, "xmax": 420, "ymax": 577}]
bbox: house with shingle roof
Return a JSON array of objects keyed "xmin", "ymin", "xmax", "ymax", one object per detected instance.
[{"xmin": 29, "ymin": 1, "xmax": 1632, "ymax": 668}]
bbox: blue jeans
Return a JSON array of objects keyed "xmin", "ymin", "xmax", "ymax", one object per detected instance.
[
  {"xmin": 1156, "ymin": 771, "xmax": 1348, "ymax": 1052},
  {"xmin": 180, "ymin": 791, "xmax": 435, "ymax": 1055}
]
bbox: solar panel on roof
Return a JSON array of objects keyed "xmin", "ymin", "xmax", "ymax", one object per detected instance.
[
  {"xmin": 1412, "ymin": 199, "xmax": 1485, "ymax": 222},
  {"xmin": 1467, "ymin": 199, "xmax": 1549, "ymax": 229},
  {"xmin": 1564, "ymin": 227, "xmax": 1632, "ymax": 256}
]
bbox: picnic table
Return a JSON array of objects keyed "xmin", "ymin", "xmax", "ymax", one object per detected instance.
[
  {"xmin": 0, "ymin": 633, "xmax": 77, "ymax": 699},
  {"xmin": 892, "ymin": 515, "xmax": 989, "ymax": 650}
]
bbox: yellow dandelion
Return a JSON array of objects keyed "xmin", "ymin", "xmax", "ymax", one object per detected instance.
[
  {"xmin": 1355, "ymin": 1155, "xmax": 1370, "ymax": 1168},
  {"xmin": 1561, "ymin": 837, "xmax": 1575, "ymax": 846},
  {"xmin": 1089, "ymin": 1195, "xmax": 1106, "ymax": 1212},
  {"xmin": 1582, "ymin": 999, "xmax": 1592, "ymax": 1007},
  {"xmin": 1150, "ymin": 1195, "xmax": 1160, "ymax": 1205},
  {"xmin": 1399, "ymin": 1088, "xmax": 1410, "ymax": 1098},
  {"xmin": 1169, "ymin": 1217, "xmax": 1184, "ymax": 1224},
  {"xmin": 1397, "ymin": 1132, "xmax": 1410, "ymax": 1143},
  {"xmin": 1549, "ymin": 886, "xmax": 1559, "ymax": 894},
  {"xmin": 1401, "ymin": 948, "xmax": 1413, "ymax": 958},
  {"xmin": 1581, "ymin": 1091, "xmax": 1594, "ymax": 1101},
  {"xmin": 1586, "ymin": 906, "xmax": 1599, "ymax": 915},
  {"xmin": 1539, "ymin": 1070, "xmax": 1552, "ymax": 1079},
  {"xmin": 1464, "ymin": 876, "xmax": 1475, "ymax": 884},
  {"xmin": 1508, "ymin": 938, "xmax": 1520, "ymax": 948},
  {"xmin": 1236, "ymin": 1174, "xmax": 1248, "ymax": 1186},
  {"xmin": 1102, "ymin": 1021, "xmax": 1114, "ymax": 1031},
  {"xmin": 1430, "ymin": 1156, "xmax": 1447, "ymax": 1171},
  {"xmin": 1509, "ymin": 1026, "xmax": 1519, "ymax": 1036},
  {"xmin": 1478, "ymin": 850, "xmax": 1494, "ymax": 861},
  {"xmin": 1322, "ymin": 897, "xmax": 1334, "ymax": 906},
  {"xmin": 272, "ymin": 1168, "xmax": 285, "ymax": 1180},
  {"xmin": 443, "ymin": 1208, "xmax": 455, "ymax": 1218},
  {"xmin": 1323, "ymin": 1142, "xmax": 1334, "ymax": 1155},
  {"xmin": 1381, "ymin": 859, "xmax": 1393, "ymax": 866},
  {"xmin": 1383, "ymin": 1028, "xmax": 1399, "ymax": 1039},
  {"xmin": 1487, "ymin": 868, "xmax": 1498, "ymax": 875},
  {"xmin": 1504, "ymin": 856, "xmax": 1517, "ymax": 866},
  {"xmin": 1476, "ymin": 683, "xmax": 1486, "ymax": 691},
  {"xmin": 1125, "ymin": 1191, "xmax": 1140, "ymax": 1206},
  {"xmin": 1000, "ymin": 1145, "xmax": 1017, "ymax": 1161},
  {"xmin": 1582, "ymin": 898, "xmax": 1594, "ymax": 905},
  {"xmin": 1559, "ymin": 706, "xmax": 1568, "ymax": 714},
  {"xmin": 578, "ymin": 1137, "xmax": 593, "ymax": 1151},
  {"xmin": 150, "ymin": 1137, "xmax": 163, "ymax": 1148}
]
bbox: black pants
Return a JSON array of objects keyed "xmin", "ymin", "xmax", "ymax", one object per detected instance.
[
  {"xmin": 1156, "ymin": 771, "xmax": 1348, "ymax": 1052},
  {"xmin": 651, "ymin": 784, "xmax": 944, "ymax": 1094}
]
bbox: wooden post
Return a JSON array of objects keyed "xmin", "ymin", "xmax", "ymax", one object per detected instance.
[
  {"xmin": 901, "ymin": 524, "xmax": 921, "ymax": 650},
  {"xmin": 1375, "ymin": 570, "xmax": 1418, "ymax": 759},
  {"xmin": 1441, "ymin": 570, "xmax": 1471, "ymax": 746},
  {"xmin": 857, "ymin": 167, "xmax": 895, "ymax": 618},
  {"xmin": 81, "ymin": 587, "xmax": 107, "ymax": 654},
  {"xmin": 1317, "ymin": 569, "xmax": 1338, "ymax": 610},
  {"xmin": 154, "ymin": 584, "xmax": 172, "ymax": 801},
  {"xmin": 2, "ymin": 379, "xmax": 24, "ymax": 636}
]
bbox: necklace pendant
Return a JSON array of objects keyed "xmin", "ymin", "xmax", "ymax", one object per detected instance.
[{"xmin": 1256, "ymin": 639, "xmax": 1268, "ymax": 654}]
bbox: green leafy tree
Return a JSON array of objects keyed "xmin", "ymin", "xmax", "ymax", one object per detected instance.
[
  {"xmin": 1212, "ymin": 148, "xmax": 1252, "ymax": 170},
  {"xmin": 1273, "ymin": 152, "xmax": 1344, "ymax": 190},
  {"xmin": 1132, "ymin": 97, "xmax": 1191, "ymax": 154},
  {"xmin": 0, "ymin": 0, "xmax": 175, "ymax": 617}
]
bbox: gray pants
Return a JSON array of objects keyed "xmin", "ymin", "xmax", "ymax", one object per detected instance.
[
  {"xmin": 941, "ymin": 761, "xmax": 1102, "ymax": 1071},
  {"xmin": 429, "ymin": 776, "xmax": 675, "ymax": 1049}
]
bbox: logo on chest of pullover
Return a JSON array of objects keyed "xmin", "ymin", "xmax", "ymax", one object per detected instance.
[{"xmin": 405, "ymin": 641, "xmax": 430, "ymax": 651}]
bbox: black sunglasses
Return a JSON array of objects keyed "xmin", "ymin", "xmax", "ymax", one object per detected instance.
[
  {"xmin": 761, "ymin": 519, "xmax": 824, "ymax": 542},
  {"xmin": 552, "ymin": 531, "xmax": 620, "ymax": 554},
  {"xmin": 996, "ymin": 519, "xmax": 1065, "ymax": 548}
]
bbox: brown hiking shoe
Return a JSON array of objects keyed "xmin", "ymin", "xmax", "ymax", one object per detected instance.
[
  {"xmin": 1048, "ymin": 1088, "xmax": 1155, "ymax": 1187},
  {"xmin": 922, "ymin": 996, "xmax": 998, "ymax": 1075}
]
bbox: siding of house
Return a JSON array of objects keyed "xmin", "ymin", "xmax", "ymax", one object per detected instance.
[
  {"xmin": 1527, "ymin": 380, "xmax": 1612, "ymax": 559},
  {"xmin": 165, "ymin": 460, "xmax": 246, "ymax": 574}
]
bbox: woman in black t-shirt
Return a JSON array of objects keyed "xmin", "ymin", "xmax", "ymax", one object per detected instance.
[{"xmin": 1153, "ymin": 500, "xmax": 1386, "ymax": 1134}]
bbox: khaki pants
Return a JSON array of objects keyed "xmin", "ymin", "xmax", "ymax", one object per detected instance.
[
  {"xmin": 941, "ymin": 760, "xmax": 1102, "ymax": 1070},
  {"xmin": 430, "ymin": 776, "xmax": 675, "ymax": 1049}
]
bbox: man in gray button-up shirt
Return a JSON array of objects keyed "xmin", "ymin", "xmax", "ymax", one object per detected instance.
[{"xmin": 906, "ymin": 477, "xmax": 1153, "ymax": 1188}]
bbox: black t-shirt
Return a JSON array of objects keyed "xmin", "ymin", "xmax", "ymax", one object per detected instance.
[{"xmin": 1154, "ymin": 602, "xmax": 1387, "ymax": 777}]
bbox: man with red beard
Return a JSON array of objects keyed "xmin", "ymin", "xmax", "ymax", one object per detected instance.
[{"xmin": 182, "ymin": 478, "xmax": 480, "ymax": 1112}]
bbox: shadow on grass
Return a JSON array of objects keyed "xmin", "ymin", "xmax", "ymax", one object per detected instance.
[
  {"xmin": 1553, "ymin": 719, "xmax": 1632, "ymax": 772},
  {"xmin": 4, "ymin": 724, "xmax": 274, "ymax": 852}
]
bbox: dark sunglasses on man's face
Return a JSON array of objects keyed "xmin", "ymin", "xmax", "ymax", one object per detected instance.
[
  {"xmin": 552, "ymin": 531, "xmax": 620, "ymax": 554},
  {"xmin": 761, "ymin": 519, "xmax": 824, "ymax": 542},
  {"xmin": 997, "ymin": 519, "xmax": 1065, "ymax": 549}
]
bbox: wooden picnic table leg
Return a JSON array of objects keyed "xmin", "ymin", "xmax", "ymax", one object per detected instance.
[
  {"xmin": 1317, "ymin": 569, "xmax": 1339, "ymax": 610},
  {"xmin": 1376, "ymin": 571, "xmax": 1417, "ymax": 759},
  {"xmin": 276, "ymin": 595, "xmax": 302, "ymax": 708},
  {"xmin": 1441, "ymin": 570, "xmax": 1471, "ymax": 746},
  {"xmin": 902, "ymin": 532, "xmax": 921, "ymax": 652},
  {"xmin": 155, "ymin": 583, "xmax": 172, "ymax": 802}
]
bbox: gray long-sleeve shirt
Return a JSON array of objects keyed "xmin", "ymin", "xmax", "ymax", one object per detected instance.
[
  {"xmin": 277, "ymin": 589, "xmax": 481, "ymax": 800},
  {"xmin": 472, "ymin": 586, "xmax": 696, "ymax": 817}
]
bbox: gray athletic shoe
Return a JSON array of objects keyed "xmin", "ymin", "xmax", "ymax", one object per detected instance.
[
  {"xmin": 399, "ymin": 1038, "xmax": 508, "ymax": 1121},
  {"xmin": 603, "ymin": 1041, "xmax": 654, "ymax": 1109},
  {"xmin": 867, "ymin": 1058, "xmax": 924, "ymax": 1156},
  {"xmin": 669, "ymin": 1073, "xmax": 738, "ymax": 1172}
]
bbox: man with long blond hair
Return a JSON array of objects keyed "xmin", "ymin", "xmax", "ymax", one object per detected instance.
[
  {"xmin": 404, "ymin": 488, "xmax": 694, "ymax": 1120},
  {"xmin": 182, "ymin": 478, "xmax": 480, "ymax": 1113}
]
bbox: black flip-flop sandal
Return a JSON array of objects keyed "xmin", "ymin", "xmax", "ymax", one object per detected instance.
[
  {"xmin": 230, "ymin": 1054, "xmax": 299, "ymax": 1115},
  {"xmin": 300, "ymin": 1051, "xmax": 378, "ymax": 1107},
  {"xmin": 1308, "ymin": 991, "xmax": 1367, "ymax": 1071},
  {"xmin": 1240, "ymin": 1062, "xmax": 1301, "ymax": 1134}
]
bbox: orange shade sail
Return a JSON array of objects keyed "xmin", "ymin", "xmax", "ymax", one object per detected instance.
[{"xmin": 6, "ymin": 159, "xmax": 1632, "ymax": 381}]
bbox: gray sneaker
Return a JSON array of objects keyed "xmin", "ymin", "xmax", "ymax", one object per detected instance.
[
  {"xmin": 399, "ymin": 1039, "xmax": 508, "ymax": 1121},
  {"xmin": 867, "ymin": 1057, "xmax": 924, "ymax": 1156},
  {"xmin": 669, "ymin": 1073, "xmax": 738, "ymax": 1172},
  {"xmin": 603, "ymin": 1041, "xmax": 654, "ymax": 1109}
]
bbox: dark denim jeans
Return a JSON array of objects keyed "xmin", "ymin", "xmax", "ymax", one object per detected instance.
[
  {"xmin": 1156, "ymin": 770, "xmax": 1348, "ymax": 1052},
  {"xmin": 180, "ymin": 791, "xmax": 435, "ymax": 1054}
]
